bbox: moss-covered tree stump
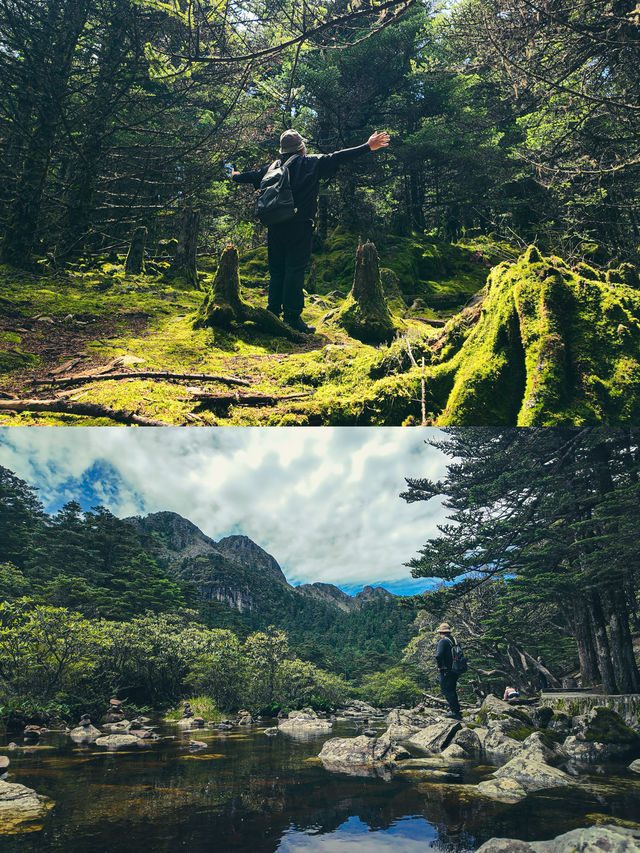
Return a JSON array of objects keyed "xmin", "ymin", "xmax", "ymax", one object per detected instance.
[
  {"xmin": 330, "ymin": 242, "xmax": 405, "ymax": 344},
  {"xmin": 194, "ymin": 245, "xmax": 303, "ymax": 341},
  {"xmin": 424, "ymin": 245, "xmax": 640, "ymax": 424}
]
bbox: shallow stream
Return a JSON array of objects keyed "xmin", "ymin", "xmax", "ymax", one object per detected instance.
[{"xmin": 3, "ymin": 719, "xmax": 640, "ymax": 852}]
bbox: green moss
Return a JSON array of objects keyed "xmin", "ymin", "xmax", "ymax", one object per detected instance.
[
  {"xmin": 535, "ymin": 706, "xmax": 554, "ymax": 728},
  {"xmin": 2, "ymin": 239, "xmax": 638, "ymax": 426},
  {"xmin": 506, "ymin": 725, "xmax": 536, "ymax": 741},
  {"xmin": 505, "ymin": 708, "xmax": 534, "ymax": 726},
  {"xmin": 0, "ymin": 348, "xmax": 40, "ymax": 373},
  {"xmin": 537, "ymin": 729, "xmax": 564, "ymax": 748},
  {"xmin": 583, "ymin": 707, "xmax": 640, "ymax": 744}
]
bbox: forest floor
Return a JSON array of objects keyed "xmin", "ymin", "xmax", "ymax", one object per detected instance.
[
  {"xmin": 0, "ymin": 230, "xmax": 502, "ymax": 426},
  {"xmin": 2, "ymin": 230, "xmax": 638, "ymax": 426}
]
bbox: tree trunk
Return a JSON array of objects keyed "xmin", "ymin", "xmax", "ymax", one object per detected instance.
[
  {"xmin": 332, "ymin": 241, "xmax": 403, "ymax": 344},
  {"xmin": 0, "ymin": 0, "xmax": 91, "ymax": 267},
  {"xmin": 603, "ymin": 585, "xmax": 640, "ymax": 693},
  {"xmin": 168, "ymin": 207, "xmax": 200, "ymax": 288},
  {"xmin": 125, "ymin": 226, "xmax": 147, "ymax": 274},
  {"xmin": 569, "ymin": 597, "xmax": 601, "ymax": 685},
  {"xmin": 586, "ymin": 589, "xmax": 618, "ymax": 693}
]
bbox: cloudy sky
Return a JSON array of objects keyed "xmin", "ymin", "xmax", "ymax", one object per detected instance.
[{"xmin": 0, "ymin": 427, "xmax": 453, "ymax": 596}]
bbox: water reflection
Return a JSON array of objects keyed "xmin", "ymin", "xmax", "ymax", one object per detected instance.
[
  {"xmin": 1, "ymin": 721, "xmax": 639, "ymax": 852},
  {"xmin": 276, "ymin": 815, "xmax": 470, "ymax": 852}
]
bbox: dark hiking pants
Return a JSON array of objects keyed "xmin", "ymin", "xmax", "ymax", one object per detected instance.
[
  {"xmin": 439, "ymin": 670, "xmax": 460, "ymax": 716},
  {"xmin": 267, "ymin": 219, "xmax": 314, "ymax": 320}
]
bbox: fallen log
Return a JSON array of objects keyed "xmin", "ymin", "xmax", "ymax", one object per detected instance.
[
  {"xmin": 35, "ymin": 370, "xmax": 250, "ymax": 388},
  {"xmin": 192, "ymin": 390, "xmax": 313, "ymax": 408},
  {"xmin": 0, "ymin": 398, "xmax": 168, "ymax": 426}
]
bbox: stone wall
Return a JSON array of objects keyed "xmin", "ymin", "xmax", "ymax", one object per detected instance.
[{"xmin": 540, "ymin": 693, "xmax": 640, "ymax": 728}]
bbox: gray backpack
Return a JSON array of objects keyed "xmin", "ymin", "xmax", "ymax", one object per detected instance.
[{"xmin": 255, "ymin": 155, "xmax": 301, "ymax": 225}]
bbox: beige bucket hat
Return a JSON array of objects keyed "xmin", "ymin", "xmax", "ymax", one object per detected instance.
[{"xmin": 436, "ymin": 622, "xmax": 452, "ymax": 633}]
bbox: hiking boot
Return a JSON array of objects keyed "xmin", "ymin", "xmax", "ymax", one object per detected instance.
[{"xmin": 284, "ymin": 316, "xmax": 315, "ymax": 334}]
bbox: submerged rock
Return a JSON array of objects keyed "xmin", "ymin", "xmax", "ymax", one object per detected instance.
[
  {"xmin": 0, "ymin": 779, "xmax": 52, "ymax": 831},
  {"xmin": 476, "ymin": 824, "xmax": 640, "ymax": 852}
]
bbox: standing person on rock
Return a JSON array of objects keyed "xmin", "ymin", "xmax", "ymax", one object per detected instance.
[
  {"xmin": 436, "ymin": 622, "xmax": 463, "ymax": 720},
  {"xmin": 230, "ymin": 129, "xmax": 390, "ymax": 334}
]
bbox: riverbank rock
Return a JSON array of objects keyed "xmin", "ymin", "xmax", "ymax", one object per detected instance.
[
  {"xmin": 339, "ymin": 700, "xmax": 381, "ymax": 717},
  {"xmin": 451, "ymin": 726, "xmax": 482, "ymax": 756},
  {"xmin": 70, "ymin": 724, "xmax": 102, "ymax": 743},
  {"xmin": 0, "ymin": 757, "xmax": 9, "ymax": 771},
  {"xmin": 0, "ymin": 779, "xmax": 52, "ymax": 831},
  {"xmin": 263, "ymin": 727, "xmax": 279, "ymax": 736},
  {"xmin": 319, "ymin": 735, "xmax": 410, "ymax": 767},
  {"xmin": 384, "ymin": 708, "xmax": 439, "ymax": 740},
  {"xmin": 630, "ymin": 759, "xmax": 640, "ymax": 774},
  {"xmin": 95, "ymin": 734, "xmax": 139, "ymax": 748},
  {"xmin": 189, "ymin": 740, "xmax": 207, "ymax": 750},
  {"xmin": 518, "ymin": 732, "xmax": 567, "ymax": 767},
  {"xmin": 407, "ymin": 719, "xmax": 461, "ymax": 753},
  {"xmin": 103, "ymin": 720, "xmax": 132, "ymax": 732},
  {"xmin": 563, "ymin": 735, "xmax": 638, "ymax": 766},
  {"xmin": 476, "ymin": 824, "xmax": 640, "ymax": 852}
]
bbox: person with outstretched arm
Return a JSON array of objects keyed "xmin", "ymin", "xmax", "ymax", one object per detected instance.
[{"xmin": 230, "ymin": 129, "xmax": 390, "ymax": 334}]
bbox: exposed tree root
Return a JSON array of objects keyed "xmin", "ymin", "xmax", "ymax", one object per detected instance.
[
  {"xmin": 0, "ymin": 398, "xmax": 169, "ymax": 426},
  {"xmin": 192, "ymin": 390, "xmax": 313, "ymax": 409},
  {"xmin": 34, "ymin": 370, "xmax": 251, "ymax": 388}
]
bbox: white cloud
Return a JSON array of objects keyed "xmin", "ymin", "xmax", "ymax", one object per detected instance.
[{"xmin": 0, "ymin": 427, "xmax": 450, "ymax": 592}]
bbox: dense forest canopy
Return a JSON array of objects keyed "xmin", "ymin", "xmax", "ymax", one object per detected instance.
[{"xmin": 1, "ymin": 0, "xmax": 638, "ymax": 268}]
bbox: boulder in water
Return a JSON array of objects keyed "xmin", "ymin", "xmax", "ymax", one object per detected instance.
[
  {"xmin": 476, "ymin": 824, "xmax": 640, "ymax": 852},
  {"xmin": 95, "ymin": 734, "xmax": 139, "ymax": 748}
]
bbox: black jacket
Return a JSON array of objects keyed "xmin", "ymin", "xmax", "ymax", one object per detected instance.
[
  {"xmin": 232, "ymin": 144, "xmax": 371, "ymax": 222},
  {"xmin": 436, "ymin": 636, "xmax": 454, "ymax": 671}
]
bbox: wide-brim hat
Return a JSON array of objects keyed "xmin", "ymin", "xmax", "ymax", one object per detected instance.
[
  {"xmin": 436, "ymin": 622, "xmax": 452, "ymax": 633},
  {"xmin": 279, "ymin": 129, "xmax": 306, "ymax": 154}
]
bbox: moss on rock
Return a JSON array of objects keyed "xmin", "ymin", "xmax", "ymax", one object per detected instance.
[{"xmin": 583, "ymin": 707, "xmax": 640, "ymax": 745}]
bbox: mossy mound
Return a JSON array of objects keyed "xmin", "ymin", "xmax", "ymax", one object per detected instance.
[
  {"xmin": 428, "ymin": 246, "xmax": 640, "ymax": 424},
  {"xmin": 583, "ymin": 707, "xmax": 640, "ymax": 745}
]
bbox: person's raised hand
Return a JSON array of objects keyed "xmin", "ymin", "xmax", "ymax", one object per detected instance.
[
  {"xmin": 367, "ymin": 131, "xmax": 390, "ymax": 150},
  {"xmin": 230, "ymin": 169, "xmax": 240, "ymax": 179}
]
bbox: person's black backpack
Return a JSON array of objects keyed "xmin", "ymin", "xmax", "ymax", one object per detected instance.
[
  {"xmin": 255, "ymin": 155, "xmax": 301, "ymax": 225},
  {"xmin": 449, "ymin": 637, "xmax": 468, "ymax": 674}
]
